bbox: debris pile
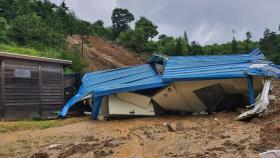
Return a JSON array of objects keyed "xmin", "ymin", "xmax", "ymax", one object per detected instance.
[{"xmin": 60, "ymin": 49, "xmax": 280, "ymax": 121}]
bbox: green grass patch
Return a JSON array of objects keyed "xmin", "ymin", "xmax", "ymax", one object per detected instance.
[
  {"xmin": 0, "ymin": 43, "xmax": 86, "ymax": 72},
  {"xmin": 0, "ymin": 117, "xmax": 88, "ymax": 133}
]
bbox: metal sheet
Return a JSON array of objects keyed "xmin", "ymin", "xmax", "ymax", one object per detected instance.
[
  {"xmin": 162, "ymin": 49, "xmax": 280, "ymax": 82},
  {"xmin": 117, "ymin": 92, "xmax": 151, "ymax": 109},
  {"xmin": 60, "ymin": 64, "xmax": 165, "ymax": 117},
  {"xmin": 153, "ymin": 78, "xmax": 263, "ymax": 113},
  {"xmin": 105, "ymin": 95, "xmax": 155, "ymax": 116}
]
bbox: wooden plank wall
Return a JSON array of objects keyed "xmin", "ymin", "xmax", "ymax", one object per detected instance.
[
  {"xmin": 41, "ymin": 63, "xmax": 64, "ymax": 118},
  {"xmin": 3, "ymin": 59, "xmax": 40, "ymax": 120},
  {"xmin": 0, "ymin": 59, "xmax": 3, "ymax": 120},
  {"xmin": 0, "ymin": 59, "xmax": 64, "ymax": 120}
]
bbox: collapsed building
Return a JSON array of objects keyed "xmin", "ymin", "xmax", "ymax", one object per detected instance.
[{"xmin": 60, "ymin": 49, "xmax": 280, "ymax": 120}]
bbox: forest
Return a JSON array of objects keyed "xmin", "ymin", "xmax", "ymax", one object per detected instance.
[{"xmin": 0, "ymin": 0, "xmax": 279, "ymax": 72}]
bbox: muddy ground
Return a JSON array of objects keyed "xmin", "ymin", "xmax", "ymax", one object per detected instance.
[{"xmin": 0, "ymin": 81, "xmax": 280, "ymax": 158}]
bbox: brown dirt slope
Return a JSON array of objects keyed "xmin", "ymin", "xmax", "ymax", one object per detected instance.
[{"xmin": 67, "ymin": 36, "xmax": 143, "ymax": 71}]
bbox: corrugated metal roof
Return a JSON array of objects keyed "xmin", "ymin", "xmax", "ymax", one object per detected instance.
[
  {"xmin": 60, "ymin": 48, "xmax": 280, "ymax": 118},
  {"xmin": 60, "ymin": 64, "xmax": 166, "ymax": 117},
  {"xmin": 162, "ymin": 49, "xmax": 280, "ymax": 81}
]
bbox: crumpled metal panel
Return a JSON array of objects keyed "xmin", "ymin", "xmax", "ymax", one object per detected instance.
[
  {"xmin": 162, "ymin": 49, "xmax": 280, "ymax": 81},
  {"xmin": 59, "ymin": 64, "xmax": 166, "ymax": 117}
]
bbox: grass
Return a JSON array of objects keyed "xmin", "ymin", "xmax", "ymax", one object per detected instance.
[
  {"xmin": 0, "ymin": 43, "xmax": 65, "ymax": 59},
  {"xmin": 0, "ymin": 117, "xmax": 88, "ymax": 133},
  {"xmin": 0, "ymin": 43, "xmax": 86, "ymax": 72}
]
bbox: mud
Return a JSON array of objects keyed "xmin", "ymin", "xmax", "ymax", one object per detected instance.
[{"xmin": 0, "ymin": 80, "xmax": 280, "ymax": 158}]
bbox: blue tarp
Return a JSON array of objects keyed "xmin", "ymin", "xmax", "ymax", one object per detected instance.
[{"xmin": 60, "ymin": 49, "xmax": 280, "ymax": 119}]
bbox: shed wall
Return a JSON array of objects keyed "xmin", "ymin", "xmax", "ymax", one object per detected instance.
[
  {"xmin": 0, "ymin": 59, "xmax": 3, "ymax": 120},
  {"xmin": 0, "ymin": 58, "xmax": 65, "ymax": 121},
  {"xmin": 3, "ymin": 59, "xmax": 40, "ymax": 120},
  {"xmin": 41, "ymin": 63, "xmax": 64, "ymax": 118}
]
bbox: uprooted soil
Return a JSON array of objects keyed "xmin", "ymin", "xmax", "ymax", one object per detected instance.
[
  {"xmin": 0, "ymin": 80, "xmax": 279, "ymax": 158},
  {"xmin": 67, "ymin": 36, "xmax": 143, "ymax": 71}
]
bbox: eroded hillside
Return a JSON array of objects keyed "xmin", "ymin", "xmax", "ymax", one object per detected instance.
[{"xmin": 67, "ymin": 36, "xmax": 144, "ymax": 71}]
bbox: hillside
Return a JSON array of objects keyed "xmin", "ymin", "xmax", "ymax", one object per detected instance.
[{"xmin": 67, "ymin": 36, "xmax": 144, "ymax": 71}]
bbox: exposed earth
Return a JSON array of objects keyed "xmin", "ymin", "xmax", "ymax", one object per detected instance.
[
  {"xmin": 0, "ymin": 80, "xmax": 279, "ymax": 158},
  {"xmin": 67, "ymin": 36, "xmax": 143, "ymax": 71}
]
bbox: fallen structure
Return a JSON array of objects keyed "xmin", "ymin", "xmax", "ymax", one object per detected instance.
[{"xmin": 60, "ymin": 49, "xmax": 280, "ymax": 120}]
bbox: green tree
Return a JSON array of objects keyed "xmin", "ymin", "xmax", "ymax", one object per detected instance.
[
  {"xmin": 111, "ymin": 8, "xmax": 134, "ymax": 39},
  {"xmin": 260, "ymin": 28, "xmax": 280, "ymax": 64},
  {"xmin": 174, "ymin": 37, "xmax": 188, "ymax": 55},
  {"xmin": 77, "ymin": 20, "xmax": 91, "ymax": 58},
  {"xmin": 91, "ymin": 20, "xmax": 113, "ymax": 40},
  {"xmin": 157, "ymin": 35, "xmax": 177, "ymax": 55},
  {"xmin": 135, "ymin": 17, "xmax": 158, "ymax": 40},
  {"xmin": 117, "ymin": 28, "xmax": 146, "ymax": 52},
  {"xmin": 0, "ymin": 17, "xmax": 8, "ymax": 42},
  {"xmin": 231, "ymin": 36, "xmax": 238, "ymax": 53},
  {"xmin": 190, "ymin": 41, "xmax": 202, "ymax": 55},
  {"xmin": 183, "ymin": 31, "xmax": 189, "ymax": 45},
  {"xmin": 245, "ymin": 31, "xmax": 252, "ymax": 51},
  {"xmin": 7, "ymin": 13, "xmax": 45, "ymax": 45},
  {"xmin": 158, "ymin": 34, "xmax": 167, "ymax": 40}
]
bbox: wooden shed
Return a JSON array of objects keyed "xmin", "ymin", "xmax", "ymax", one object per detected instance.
[{"xmin": 0, "ymin": 52, "xmax": 71, "ymax": 121}]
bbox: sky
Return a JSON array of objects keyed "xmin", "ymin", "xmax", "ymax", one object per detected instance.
[{"xmin": 50, "ymin": 0, "xmax": 280, "ymax": 45}]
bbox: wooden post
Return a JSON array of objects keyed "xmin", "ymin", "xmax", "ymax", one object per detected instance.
[
  {"xmin": 1, "ymin": 60, "xmax": 5, "ymax": 120},
  {"xmin": 38, "ymin": 63, "xmax": 42, "ymax": 118}
]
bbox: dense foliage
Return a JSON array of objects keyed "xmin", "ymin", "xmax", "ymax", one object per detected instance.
[
  {"xmin": 0, "ymin": 0, "xmax": 279, "ymax": 73},
  {"xmin": 0, "ymin": 0, "xmax": 112, "ymax": 72}
]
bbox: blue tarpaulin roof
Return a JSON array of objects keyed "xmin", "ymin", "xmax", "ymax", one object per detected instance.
[{"xmin": 60, "ymin": 49, "xmax": 280, "ymax": 119}]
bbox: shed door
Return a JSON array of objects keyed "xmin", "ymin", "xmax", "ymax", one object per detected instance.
[
  {"xmin": 41, "ymin": 63, "xmax": 63, "ymax": 118},
  {"xmin": 3, "ymin": 59, "xmax": 40, "ymax": 120}
]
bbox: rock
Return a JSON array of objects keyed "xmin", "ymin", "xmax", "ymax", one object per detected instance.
[
  {"xmin": 163, "ymin": 122, "xmax": 176, "ymax": 132},
  {"xmin": 31, "ymin": 152, "xmax": 49, "ymax": 158},
  {"xmin": 176, "ymin": 122, "xmax": 185, "ymax": 131},
  {"xmin": 276, "ymin": 124, "xmax": 280, "ymax": 131},
  {"xmin": 49, "ymin": 144, "xmax": 62, "ymax": 150},
  {"xmin": 220, "ymin": 133, "xmax": 231, "ymax": 139},
  {"xmin": 259, "ymin": 150, "xmax": 280, "ymax": 158}
]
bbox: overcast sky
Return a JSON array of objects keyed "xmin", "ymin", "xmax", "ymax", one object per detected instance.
[{"xmin": 50, "ymin": 0, "xmax": 280, "ymax": 45}]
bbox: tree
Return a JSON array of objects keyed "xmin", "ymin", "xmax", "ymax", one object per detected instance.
[
  {"xmin": 94, "ymin": 20, "xmax": 104, "ymax": 27},
  {"xmin": 231, "ymin": 36, "xmax": 238, "ymax": 53},
  {"xmin": 111, "ymin": 8, "xmax": 134, "ymax": 39},
  {"xmin": 190, "ymin": 41, "xmax": 202, "ymax": 55},
  {"xmin": 245, "ymin": 31, "xmax": 252, "ymax": 51},
  {"xmin": 117, "ymin": 28, "xmax": 146, "ymax": 52},
  {"xmin": 135, "ymin": 17, "xmax": 158, "ymax": 40},
  {"xmin": 246, "ymin": 31, "xmax": 252, "ymax": 41},
  {"xmin": 158, "ymin": 34, "xmax": 167, "ymax": 40},
  {"xmin": 183, "ymin": 31, "xmax": 189, "ymax": 45},
  {"xmin": 259, "ymin": 28, "xmax": 280, "ymax": 64},
  {"xmin": 7, "ymin": 13, "xmax": 45, "ymax": 45},
  {"xmin": 77, "ymin": 20, "xmax": 91, "ymax": 58},
  {"xmin": 174, "ymin": 37, "xmax": 188, "ymax": 55},
  {"xmin": 0, "ymin": 17, "xmax": 8, "ymax": 42}
]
